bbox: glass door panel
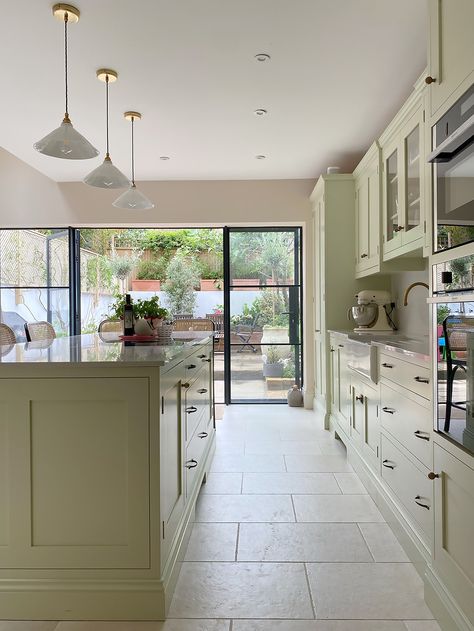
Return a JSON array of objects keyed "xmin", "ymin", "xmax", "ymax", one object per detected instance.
[
  {"xmin": 0, "ymin": 229, "xmax": 71, "ymax": 340},
  {"xmin": 386, "ymin": 149, "xmax": 399, "ymax": 242},
  {"xmin": 225, "ymin": 228, "xmax": 302, "ymax": 403},
  {"xmin": 405, "ymin": 124, "xmax": 421, "ymax": 232}
]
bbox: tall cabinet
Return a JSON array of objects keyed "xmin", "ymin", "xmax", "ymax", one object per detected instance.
[{"xmin": 311, "ymin": 175, "xmax": 361, "ymax": 423}]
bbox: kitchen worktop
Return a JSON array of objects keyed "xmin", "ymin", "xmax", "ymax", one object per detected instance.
[
  {"xmin": 328, "ymin": 329, "xmax": 430, "ymax": 362},
  {"xmin": 0, "ymin": 331, "xmax": 213, "ymax": 366}
]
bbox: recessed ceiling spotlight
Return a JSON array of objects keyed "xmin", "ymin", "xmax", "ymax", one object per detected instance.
[
  {"xmin": 160, "ymin": 156, "xmax": 170, "ymax": 160},
  {"xmin": 255, "ymin": 154, "xmax": 266, "ymax": 160},
  {"xmin": 254, "ymin": 109, "xmax": 268, "ymax": 116},
  {"xmin": 255, "ymin": 53, "xmax": 271, "ymax": 62}
]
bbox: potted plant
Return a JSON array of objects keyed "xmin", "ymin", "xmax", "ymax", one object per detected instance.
[
  {"xmin": 132, "ymin": 259, "xmax": 167, "ymax": 292},
  {"xmin": 109, "ymin": 255, "xmax": 137, "ymax": 293},
  {"xmin": 162, "ymin": 252, "xmax": 200, "ymax": 317},
  {"xmin": 199, "ymin": 262, "xmax": 223, "ymax": 291},
  {"xmin": 134, "ymin": 295, "xmax": 168, "ymax": 334},
  {"xmin": 262, "ymin": 345, "xmax": 284, "ymax": 378}
]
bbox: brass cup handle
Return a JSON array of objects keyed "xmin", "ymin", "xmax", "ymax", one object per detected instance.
[
  {"xmin": 414, "ymin": 496, "xmax": 430, "ymax": 510},
  {"xmin": 414, "ymin": 430, "xmax": 430, "ymax": 441},
  {"xmin": 428, "ymin": 472, "xmax": 440, "ymax": 480},
  {"xmin": 185, "ymin": 459, "xmax": 198, "ymax": 469},
  {"xmin": 186, "ymin": 406, "xmax": 198, "ymax": 414},
  {"xmin": 382, "ymin": 362, "xmax": 393, "ymax": 368},
  {"xmin": 382, "ymin": 460, "xmax": 395, "ymax": 469},
  {"xmin": 198, "ymin": 432, "xmax": 208, "ymax": 439},
  {"xmin": 382, "ymin": 407, "xmax": 395, "ymax": 415}
]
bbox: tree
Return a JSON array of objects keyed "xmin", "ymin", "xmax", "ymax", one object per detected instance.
[{"xmin": 162, "ymin": 252, "xmax": 200, "ymax": 317}]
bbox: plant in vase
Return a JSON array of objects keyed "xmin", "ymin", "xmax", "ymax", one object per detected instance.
[
  {"xmin": 262, "ymin": 345, "xmax": 284, "ymax": 378},
  {"xmin": 134, "ymin": 295, "xmax": 169, "ymax": 335},
  {"xmin": 132, "ymin": 258, "xmax": 168, "ymax": 291}
]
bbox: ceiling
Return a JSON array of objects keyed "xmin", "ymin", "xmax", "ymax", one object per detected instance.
[{"xmin": 0, "ymin": 0, "xmax": 427, "ymax": 182}]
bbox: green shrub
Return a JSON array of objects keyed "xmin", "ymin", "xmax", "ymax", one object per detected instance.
[
  {"xmin": 136, "ymin": 258, "xmax": 168, "ymax": 280},
  {"xmin": 162, "ymin": 252, "xmax": 200, "ymax": 317}
]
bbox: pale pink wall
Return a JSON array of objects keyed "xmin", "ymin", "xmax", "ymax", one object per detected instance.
[{"xmin": 0, "ymin": 148, "xmax": 74, "ymax": 227}]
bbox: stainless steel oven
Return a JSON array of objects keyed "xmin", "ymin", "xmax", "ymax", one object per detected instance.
[
  {"xmin": 429, "ymin": 83, "xmax": 474, "ymax": 253},
  {"xmin": 432, "ymin": 258, "xmax": 474, "ymax": 455}
]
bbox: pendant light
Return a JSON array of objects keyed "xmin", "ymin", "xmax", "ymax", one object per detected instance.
[
  {"xmin": 34, "ymin": 4, "xmax": 98, "ymax": 160},
  {"xmin": 113, "ymin": 112, "xmax": 154, "ymax": 210},
  {"xmin": 83, "ymin": 70, "xmax": 129, "ymax": 188}
]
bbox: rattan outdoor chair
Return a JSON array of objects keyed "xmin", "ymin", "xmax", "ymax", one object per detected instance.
[
  {"xmin": 0, "ymin": 323, "xmax": 16, "ymax": 346},
  {"xmin": 24, "ymin": 321, "xmax": 56, "ymax": 342}
]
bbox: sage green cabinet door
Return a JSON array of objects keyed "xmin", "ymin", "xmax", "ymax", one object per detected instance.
[
  {"xmin": 428, "ymin": 0, "xmax": 474, "ymax": 116},
  {"xmin": 0, "ymin": 377, "xmax": 150, "ymax": 569},
  {"xmin": 433, "ymin": 443, "xmax": 474, "ymax": 623},
  {"xmin": 356, "ymin": 180, "xmax": 369, "ymax": 268},
  {"xmin": 160, "ymin": 362, "xmax": 185, "ymax": 569}
]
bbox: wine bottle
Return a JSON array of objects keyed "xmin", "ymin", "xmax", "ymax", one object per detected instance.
[{"xmin": 123, "ymin": 294, "xmax": 135, "ymax": 336}]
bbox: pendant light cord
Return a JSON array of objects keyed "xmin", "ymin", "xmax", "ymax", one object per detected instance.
[
  {"xmin": 105, "ymin": 75, "xmax": 110, "ymax": 157},
  {"xmin": 64, "ymin": 12, "xmax": 69, "ymax": 118},
  {"xmin": 131, "ymin": 117, "xmax": 135, "ymax": 185}
]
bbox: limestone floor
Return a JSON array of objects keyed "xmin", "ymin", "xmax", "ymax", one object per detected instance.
[{"xmin": 1, "ymin": 405, "xmax": 441, "ymax": 631}]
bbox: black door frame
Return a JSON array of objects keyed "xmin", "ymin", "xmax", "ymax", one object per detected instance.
[{"xmin": 223, "ymin": 226, "xmax": 303, "ymax": 405}]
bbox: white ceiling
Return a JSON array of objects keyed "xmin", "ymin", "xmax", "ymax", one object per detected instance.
[{"xmin": 0, "ymin": 0, "xmax": 427, "ymax": 182}]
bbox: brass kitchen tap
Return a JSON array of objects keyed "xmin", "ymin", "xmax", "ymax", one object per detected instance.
[{"xmin": 403, "ymin": 282, "xmax": 429, "ymax": 306}]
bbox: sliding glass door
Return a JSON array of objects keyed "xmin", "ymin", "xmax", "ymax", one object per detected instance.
[{"xmin": 224, "ymin": 227, "xmax": 303, "ymax": 403}]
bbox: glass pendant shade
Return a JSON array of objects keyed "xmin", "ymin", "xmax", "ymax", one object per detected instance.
[
  {"xmin": 112, "ymin": 184, "xmax": 154, "ymax": 210},
  {"xmin": 84, "ymin": 155, "xmax": 129, "ymax": 188},
  {"xmin": 34, "ymin": 116, "xmax": 99, "ymax": 159}
]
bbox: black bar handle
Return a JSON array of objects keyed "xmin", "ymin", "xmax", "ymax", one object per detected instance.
[
  {"xmin": 414, "ymin": 430, "xmax": 430, "ymax": 441},
  {"xmin": 414, "ymin": 496, "xmax": 430, "ymax": 510},
  {"xmin": 414, "ymin": 376, "xmax": 429, "ymax": 384}
]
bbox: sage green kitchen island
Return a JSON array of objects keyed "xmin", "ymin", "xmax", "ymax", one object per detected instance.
[{"xmin": 0, "ymin": 332, "xmax": 215, "ymax": 620}]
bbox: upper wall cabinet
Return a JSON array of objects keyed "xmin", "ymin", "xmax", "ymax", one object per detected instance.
[
  {"xmin": 354, "ymin": 143, "xmax": 381, "ymax": 278},
  {"xmin": 380, "ymin": 80, "xmax": 426, "ymax": 262},
  {"xmin": 427, "ymin": 0, "xmax": 474, "ymax": 119}
]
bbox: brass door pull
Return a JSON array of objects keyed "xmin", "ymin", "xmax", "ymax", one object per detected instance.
[
  {"xmin": 425, "ymin": 76, "xmax": 436, "ymax": 84},
  {"xmin": 182, "ymin": 382, "xmax": 190, "ymax": 388},
  {"xmin": 428, "ymin": 472, "xmax": 440, "ymax": 480}
]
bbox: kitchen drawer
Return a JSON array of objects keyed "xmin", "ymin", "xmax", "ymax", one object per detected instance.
[
  {"xmin": 381, "ymin": 435, "xmax": 433, "ymax": 542},
  {"xmin": 185, "ymin": 416, "xmax": 210, "ymax": 498},
  {"xmin": 184, "ymin": 345, "xmax": 212, "ymax": 379},
  {"xmin": 184, "ymin": 370, "xmax": 211, "ymax": 441},
  {"xmin": 379, "ymin": 353, "xmax": 430, "ymax": 399},
  {"xmin": 380, "ymin": 383, "xmax": 432, "ymax": 469}
]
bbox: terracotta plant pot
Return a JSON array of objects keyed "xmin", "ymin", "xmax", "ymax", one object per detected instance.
[
  {"xmin": 232, "ymin": 278, "xmax": 259, "ymax": 291},
  {"xmin": 200, "ymin": 279, "xmax": 223, "ymax": 291},
  {"xmin": 132, "ymin": 279, "xmax": 161, "ymax": 291}
]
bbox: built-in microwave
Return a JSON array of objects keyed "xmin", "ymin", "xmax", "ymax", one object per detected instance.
[{"xmin": 429, "ymin": 83, "xmax": 474, "ymax": 254}]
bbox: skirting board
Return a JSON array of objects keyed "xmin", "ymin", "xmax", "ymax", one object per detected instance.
[
  {"xmin": 0, "ymin": 433, "xmax": 216, "ymax": 621},
  {"xmin": 334, "ymin": 418, "xmax": 471, "ymax": 631}
]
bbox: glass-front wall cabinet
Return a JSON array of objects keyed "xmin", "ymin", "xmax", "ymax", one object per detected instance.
[
  {"xmin": 405, "ymin": 123, "xmax": 421, "ymax": 234},
  {"xmin": 383, "ymin": 104, "xmax": 424, "ymax": 257},
  {"xmin": 386, "ymin": 149, "xmax": 399, "ymax": 244}
]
